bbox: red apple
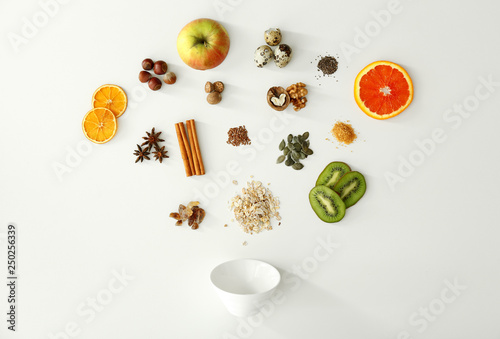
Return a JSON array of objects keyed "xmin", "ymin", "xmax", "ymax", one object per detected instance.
[{"xmin": 177, "ymin": 18, "xmax": 230, "ymax": 70}]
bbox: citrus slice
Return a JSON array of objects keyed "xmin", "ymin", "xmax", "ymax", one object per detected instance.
[
  {"xmin": 82, "ymin": 108, "xmax": 117, "ymax": 144},
  {"xmin": 354, "ymin": 61, "xmax": 413, "ymax": 120},
  {"xmin": 92, "ymin": 84, "xmax": 128, "ymax": 118}
]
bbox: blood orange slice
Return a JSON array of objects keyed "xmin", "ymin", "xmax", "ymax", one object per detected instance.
[{"xmin": 354, "ymin": 61, "xmax": 413, "ymax": 120}]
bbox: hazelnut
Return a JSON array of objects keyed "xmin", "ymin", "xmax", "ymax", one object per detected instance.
[
  {"xmin": 213, "ymin": 81, "xmax": 224, "ymax": 93},
  {"xmin": 153, "ymin": 60, "xmax": 168, "ymax": 75},
  {"xmin": 148, "ymin": 77, "xmax": 162, "ymax": 91},
  {"xmin": 205, "ymin": 81, "xmax": 214, "ymax": 93},
  {"xmin": 163, "ymin": 72, "xmax": 177, "ymax": 84},
  {"xmin": 142, "ymin": 58, "xmax": 154, "ymax": 70},
  {"xmin": 207, "ymin": 91, "xmax": 222, "ymax": 105},
  {"xmin": 139, "ymin": 71, "xmax": 152, "ymax": 83}
]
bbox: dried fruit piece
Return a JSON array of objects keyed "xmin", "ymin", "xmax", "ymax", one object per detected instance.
[
  {"xmin": 82, "ymin": 108, "xmax": 117, "ymax": 144},
  {"xmin": 170, "ymin": 201, "xmax": 205, "ymax": 230},
  {"xmin": 92, "ymin": 84, "xmax": 128, "ymax": 118},
  {"xmin": 170, "ymin": 212, "xmax": 181, "ymax": 220}
]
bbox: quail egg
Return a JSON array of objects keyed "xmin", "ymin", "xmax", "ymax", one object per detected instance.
[
  {"xmin": 274, "ymin": 44, "xmax": 292, "ymax": 68},
  {"xmin": 254, "ymin": 45, "xmax": 273, "ymax": 68},
  {"xmin": 264, "ymin": 28, "xmax": 281, "ymax": 46}
]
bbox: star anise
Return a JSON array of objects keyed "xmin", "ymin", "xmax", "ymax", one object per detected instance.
[
  {"xmin": 152, "ymin": 145, "xmax": 169, "ymax": 163},
  {"xmin": 141, "ymin": 127, "xmax": 165, "ymax": 150},
  {"xmin": 133, "ymin": 144, "xmax": 150, "ymax": 163}
]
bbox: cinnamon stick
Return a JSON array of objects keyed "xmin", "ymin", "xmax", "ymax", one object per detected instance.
[
  {"xmin": 175, "ymin": 123, "xmax": 192, "ymax": 177},
  {"xmin": 178, "ymin": 122, "xmax": 195, "ymax": 176},
  {"xmin": 189, "ymin": 119, "xmax": 205, "ymax": 175},
  {"xmin": 187, "ymin": 120, "xmax": 201, "ymax": 175}
]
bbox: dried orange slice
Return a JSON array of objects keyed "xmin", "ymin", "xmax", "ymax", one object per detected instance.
[
  {"xmin": 82, "ymin": 108, "xmax": 117, "ymax": 144},
  {"xmin": 354, "ymin": 61, "xmax": 413, "ymax": 120},
  {"xmin": 92, "ymin": 84, "xmax": 128, "ymax": 118}
]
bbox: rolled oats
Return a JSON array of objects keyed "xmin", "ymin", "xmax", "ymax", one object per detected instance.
[{"xmin": 229, "ymin": 180, "xmax": 281, "ymax": 234}]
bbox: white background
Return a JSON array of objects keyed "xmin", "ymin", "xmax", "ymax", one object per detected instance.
[{"xmin": 1, "ymin": 0, "xmax": 500, "ymax": 338}]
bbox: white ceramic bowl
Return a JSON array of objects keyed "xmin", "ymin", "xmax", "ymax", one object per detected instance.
[{"xmin": 210, "ymin": 259, "xmax": 281, "ymax": 317}]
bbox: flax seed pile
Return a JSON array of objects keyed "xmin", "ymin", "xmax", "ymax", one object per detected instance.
[
  {"xmin": 227, "ymin": 126, "xmax": 251, "ymax": 146},
  {"xmin": 332, "ymin": 121, "xmax": 357, "ymax": 145}
]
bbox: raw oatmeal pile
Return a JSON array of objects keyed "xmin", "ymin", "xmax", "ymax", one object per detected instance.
[{"xmin": 229, "ymin": 180, "xmax": 281, "ymax": 234}]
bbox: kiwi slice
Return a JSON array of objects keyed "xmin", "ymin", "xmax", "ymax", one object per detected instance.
[
  {"xmin": 315, "ymin": 162, "xmax": 351, "ymax": 190},
  {"xmin": 309, "ymin": 185, "xmax": 346, "ymax": 223},
  {"xmin": 333, "ymin": 171, "xmax": 366, "ymax": 208}
]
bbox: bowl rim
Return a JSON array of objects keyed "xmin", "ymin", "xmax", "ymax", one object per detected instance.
[{"xmin": 210, "ymin": 258, "xmax": 281, "ymax": 296}]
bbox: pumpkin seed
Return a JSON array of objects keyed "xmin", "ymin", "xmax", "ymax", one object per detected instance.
[{"xmin": 277, "ymin": 132, "xmax": 313, "ymax": 169}]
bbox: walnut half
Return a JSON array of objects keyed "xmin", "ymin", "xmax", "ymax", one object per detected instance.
[{"xmin": 267, "ymin": 86, "xmax": 290, "ymax": 111}]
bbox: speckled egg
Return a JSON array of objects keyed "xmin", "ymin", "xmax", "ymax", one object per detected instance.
[
  {"xmin": 254, "ymin": 45, "xmax": 273, "ymax": 68},
  {"xmin": 274, "ymin": 44, "xmax": 292, "ymax": 68},
  {"xmin": 264, "ymin": 28, "xmax": 281, "ymax": 46}
]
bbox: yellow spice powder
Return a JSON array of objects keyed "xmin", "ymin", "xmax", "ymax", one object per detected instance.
[{"xmin": 332, "ymin": 122, "xmax": 357, "ymax": 145}]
